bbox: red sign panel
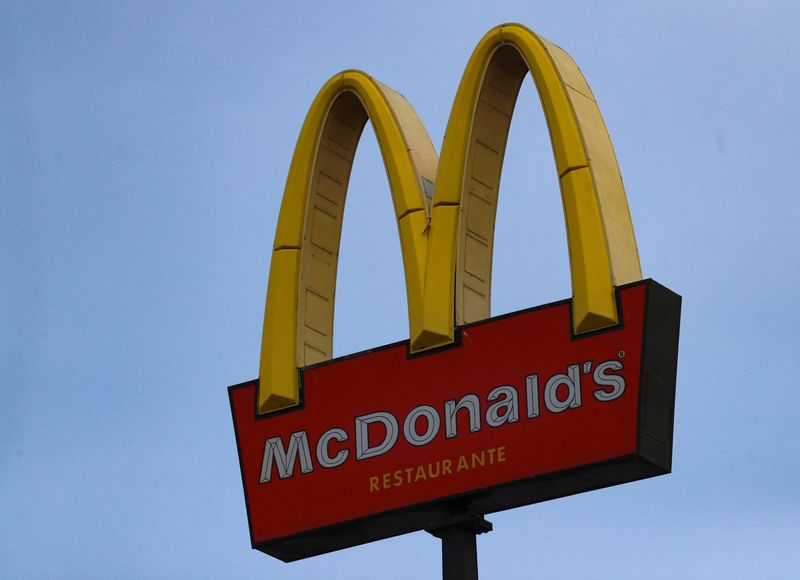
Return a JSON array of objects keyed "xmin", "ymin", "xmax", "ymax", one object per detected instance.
[{"xmin": 229, "ymin": 280, "xmax": 680, "ymax": 561}]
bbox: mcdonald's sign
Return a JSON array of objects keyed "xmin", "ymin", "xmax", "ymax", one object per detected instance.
[{"xmin": 229, "ymin": 23, "xmax": 681, "ymax": 562}]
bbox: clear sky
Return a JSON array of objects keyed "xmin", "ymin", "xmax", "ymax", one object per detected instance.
[{"xmin": 2, "ymin": 1, "xmax": 798, "ymax": 578}]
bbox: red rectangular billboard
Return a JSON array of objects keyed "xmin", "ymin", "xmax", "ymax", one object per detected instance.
[{"xmin": 229, "ymin": 280, "xmax": 680, "ymax": 561}]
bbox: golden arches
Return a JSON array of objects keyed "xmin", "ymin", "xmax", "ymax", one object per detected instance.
[
  {"xmin": 419, "ymin": 23, "xmax": 641, "ymax": 351},
  {"xmin": 259, "ymin": 71, "xmax": 438, "ymax": 413},
  {"xmin": 259, "ymin": 24, "xmax": 642, "ymax": 413}
]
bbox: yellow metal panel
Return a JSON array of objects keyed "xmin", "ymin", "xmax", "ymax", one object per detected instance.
[
  {"xmin": 465, "ymin": 192, "xmax": 492, "ymax": 243},
  {"xmin": 303, "ymin": 344, "xmax": 327, "ymax": 366},
  {"xmin": 375, "ymin": 79, "xmax": 438, "ymax": 214},
  {"xmin": 304, "ymin": 289, "xmax": 331, "ymax": 341},
  {"xmin": 259, "ymin": 248, "xmax": 301, "ymax": 412},
  {"xmin": 564, "ymin": 86, "xmax": 641, "ymax": 285},
  {"xmin": 534, "ymin": 29, "xmax": 641, "ymax": 285},
  {"xmin": 420, "ymin": 23, "xmax": 641, "ymax": 351},
  {"xmin": 462, "ymin": 285, "xmax": 486, "ymax": 325},
  {"xmin": 310, "ymin": 205, "xmax": 339, "ymax": 254},
  {"xmin": 356, "ymin": 74, "xmax": 430, "ymax": 219},
  {"xmin": 470, "ymin": 140, "xmax": 502, "ymax": 189},
  {"xmin": 272, "ymin": 76, "xmax": 343, "ymax": 251},
  {"xmin": 482, "ymin": 56, "xmax": 522, "ymax": 113},
  {"xmin": 398, "ymin": 209, "xmax": 430, "ymax": 346},
  {"xmin": 339, "ymin": 71, "xmax": 436, "ymax": 347},
  {"xmin": 259, "ymin": 70, "xmax": 438, "ymax": 414},
  {"xmin": 560, "ymin": 167, "xmax": 617, "ymax": 331},
  {"xmin": 414, "ymin": 203, "xmax": 458, "ymax": 351},
  {"xmin": 540, "ymin": 38, "xmax": 595, "ymax": 101},
  {"xmin": 502, "ymin": 25, "xmax": 590, "ymax": 175},
  {"xmin": 461, "ymin": 233, "xmax": 490, "ymax": 324},
  {"xmin": 472, "ymin": 102, "xmax": 512, "ymax": 153}
]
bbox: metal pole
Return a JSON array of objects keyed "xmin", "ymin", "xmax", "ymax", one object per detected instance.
[{"xmin": 427, "ymin": 514, "xmax": 492, "ymax": 580}]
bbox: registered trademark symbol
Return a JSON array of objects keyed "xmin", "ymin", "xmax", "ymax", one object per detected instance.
[{"xmin": 618, "ymin": 350, "xmax": 625, "ymax": 358}]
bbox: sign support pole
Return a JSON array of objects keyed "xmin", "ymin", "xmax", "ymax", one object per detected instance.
[{"xmin": 427, "ymin": 514, "xmax": 492, "ymax": 580}]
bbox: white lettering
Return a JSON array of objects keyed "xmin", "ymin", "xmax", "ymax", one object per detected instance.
[
  {"xmin": 544, "ymin": 364, "xmax": 582, "ymax": 412},
  {"xmin": 355, "ymin": 412, "xmax": 398, "ymax": 460},
  {"xmin": 593, "ymin": 360, "xmax": 626, "ymax": 401},
  {"xmin": 403, "ymin": 405, "xmax": 441, "ymax": 446},
  {"xmin": 260, "ymin": 431, "xmax": 314, "ymax": 483},
  {"xmin": 525, "ymin": 374, "xmax": 540, "ymax": 418},
  {"xmin": 316, "ymin": 427, "xmax": 349, "ymax": 468},
  {"xmin": 444, "ymin": 394, "xmax": 481, "ymax": 438},
  {"xmin": 485, "ymin": 385, "xmax": 519, "ymax": 427}
]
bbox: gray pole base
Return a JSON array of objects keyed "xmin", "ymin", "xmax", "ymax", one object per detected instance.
[{"xmin": 426, "ymin": 514, "xmax": 493, "ymax": 580}]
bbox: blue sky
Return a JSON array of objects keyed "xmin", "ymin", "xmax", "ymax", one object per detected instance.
[{"xmin": 2, "ymin": 1, "xmax": 798, "ymax": 578}]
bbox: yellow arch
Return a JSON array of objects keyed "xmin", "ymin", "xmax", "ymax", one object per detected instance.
[
  {"xmin": 259, "ymin": 71, "xmax": 438, "ymax": 413},
  {"xmin": 417, "ymin": 23, "xmax": 641, "ymax": 351},
  {"xmin": 258, "ymin": 25, "xmax": 643, "ymax": 411}
]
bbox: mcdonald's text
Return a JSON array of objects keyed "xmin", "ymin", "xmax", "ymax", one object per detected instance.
[{"xmin": 259, "ymin": 357, "xmax": 626, "ymax": 484}]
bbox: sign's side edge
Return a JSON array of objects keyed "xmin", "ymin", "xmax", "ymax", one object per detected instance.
[{"xmin": 637, "ymin": 281, "xmax": 682, "ymax": 471}]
